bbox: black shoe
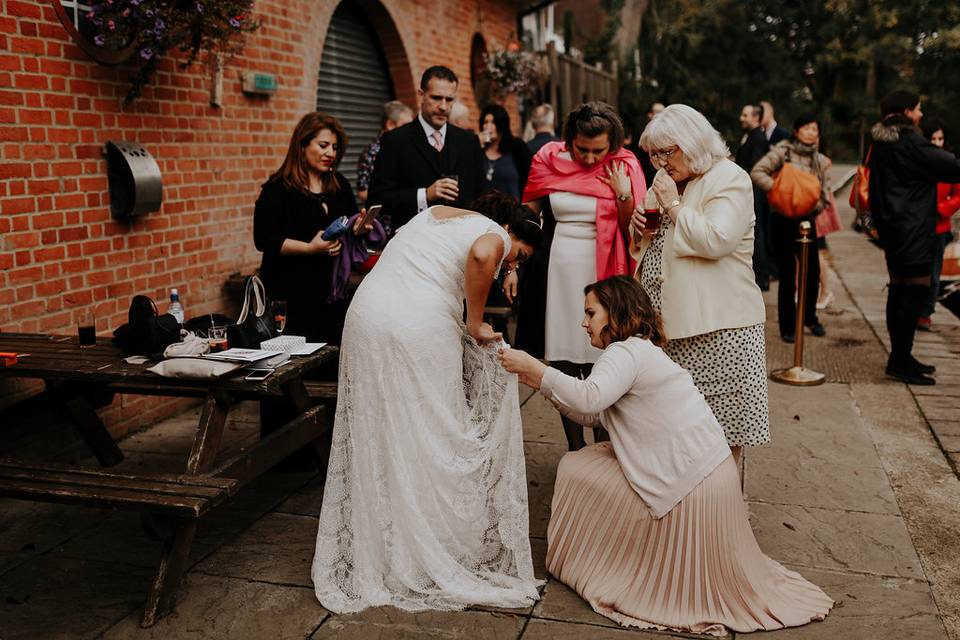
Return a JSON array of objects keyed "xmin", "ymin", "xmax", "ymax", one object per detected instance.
[
  {"xmin": 782, "ymin": 333, "xmax": 795, "ymax": 344},
  {"xmin": 885, "ymin": 364, "xmax": 936, "ymax": 386},
  {"xmin": 910, "ymin": 356, "xmax": 936, "ymax": 375},
  {"xmin": 807, "ymin": 322, "xmax": 826, "ymax": 337}
]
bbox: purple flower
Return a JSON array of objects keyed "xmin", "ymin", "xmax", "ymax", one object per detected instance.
[
  {"xmin": 94, "ymin": 34, "xmax": 105, "ymax": 46},
  {"xmin": 140, "ymin": 47, "xmax": 154, "ymax": 59},
  {"xmin": 131, "ymin": 0, "xmax": 142, "ymax": 4},
  {"xmin": 229, "ymin": 17, "xmax": 240, "ymax": 28},
  {"xmin": 195, "ymin": 2, "xmax": 204, "ymax": 12},
  {"xmin": 154, "ymin": 18, "xmax": 165, "ymax": 32}
]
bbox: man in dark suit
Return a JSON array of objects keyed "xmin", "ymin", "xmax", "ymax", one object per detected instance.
[
  {"xmin": 736, "ymin": 103, "xmax": 773, "ymax": 290},
  {"xmin": 368, "ymin": 66, "xmax": 485, "ymax": 232},
  {"xmin": 760, "ymin": 100, "xmax": 790, "ymax": 145}
]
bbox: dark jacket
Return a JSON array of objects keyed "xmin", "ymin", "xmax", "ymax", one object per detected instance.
[
  {"xmin": 527, "ymin": 131, "xmax": 558, "ymax": 156},
  {"xmin": 768, "ymin": 123, "xmax": 790, "ymax": 146},
  {"xmin": 868, "ymin": 115, "xmax": 960, "ymax": 276},
  {"xmin": 735, "ymin": 127, "xmax": 769, "ymax": 172},
  {"xmin": 367, "ymin": 119, "xmax": 485, "ymax": 230},
  {"xmin": 253, "ymin": 175, "xmax": 357, "ymax": 343}
]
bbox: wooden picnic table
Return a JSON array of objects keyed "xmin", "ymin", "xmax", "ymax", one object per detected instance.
[{"xmin": 0, "ymin": 332, "xmax": 338, "ymax": 627}]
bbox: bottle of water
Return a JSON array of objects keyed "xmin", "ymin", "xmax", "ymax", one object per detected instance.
[{"xmin": 168, "ymin": 288, "xmax": 184, "ymax": 325}]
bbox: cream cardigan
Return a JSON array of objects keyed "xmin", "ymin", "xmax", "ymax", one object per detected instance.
[
  {"xmin": 540, "ymin": 336, "xmax": 731, "ymax": 518},
  {"xmin": 632, "ymin": 158, "xmax": 765, "ymax": 339}
]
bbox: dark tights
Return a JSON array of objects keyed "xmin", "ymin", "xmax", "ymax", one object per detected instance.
[
  {"xmin": 885, "ymin": 273, "xmax": 931, "ymax": 371},
  {"xmin": 551, "ymin": 360, "xmax": 609, "ymax": 451}
]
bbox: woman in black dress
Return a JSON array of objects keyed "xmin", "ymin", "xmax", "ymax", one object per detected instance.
[{"xmin": 254, "ymin": 112, "xmax": 359, "ymax": 344}]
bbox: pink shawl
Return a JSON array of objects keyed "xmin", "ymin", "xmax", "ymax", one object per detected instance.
[{"xmin": 523, "ymin": 141, "xmax": 646, "ymax": 279}]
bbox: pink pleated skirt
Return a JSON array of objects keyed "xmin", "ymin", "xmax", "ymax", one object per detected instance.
[{"xmin": 547, "ymin": 443, "xmax": 833, "ymax": 636}]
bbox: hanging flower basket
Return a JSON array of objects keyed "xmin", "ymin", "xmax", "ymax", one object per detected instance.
[
  {"xmin": 85, "ymin": 0, "xmax": 259, "ymax": 105},
  {"xmin": 482, "ymin": 45, "xmax": 543, "ymax": 100}
]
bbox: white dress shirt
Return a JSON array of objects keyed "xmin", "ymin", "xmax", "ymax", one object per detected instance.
[{"xmin": 417, "ymin": 114, "xmax": 448, "ymax": 211}]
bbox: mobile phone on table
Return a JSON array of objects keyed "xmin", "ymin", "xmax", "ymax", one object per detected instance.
[{"xmin": 244, "ymin": 369, "xmax": 273, "ymax": 381}]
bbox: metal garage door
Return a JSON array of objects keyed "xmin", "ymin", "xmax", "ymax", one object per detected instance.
[{"xmin": 317, "ymin": 1, "xmax": 395, "ymax": 190}]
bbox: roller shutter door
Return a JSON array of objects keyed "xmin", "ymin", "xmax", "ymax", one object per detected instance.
[{"xmin": 317, "ymin": 1, "xmax": 395, "ymax": 190}]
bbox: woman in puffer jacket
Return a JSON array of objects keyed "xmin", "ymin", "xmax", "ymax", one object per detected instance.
[
  {"xmin": 918, "ymin": 116, "xmax": 960, "ymax": 331},
  {"xmin": 751, "ymin": 113, "xmax": 830, "ymax": 343}
]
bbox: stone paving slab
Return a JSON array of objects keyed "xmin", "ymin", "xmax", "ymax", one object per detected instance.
[
  {"xmin": 0, "ymin": 555, "xmax": 153, "ymax": 640},
  {"xmin": 750, "ymin": 567, "xmax": 944, "ymax": 639},
  {"xmin": 522, "ymin": 441, "xmax": 565, "ymax": 539},
  {"xmin": 311, "ymin": 607, "xmax": 527, "ymax": 639},
  {"xmin": 102, "ymin": 574, "xmax": 328, "ymax": 640},
  {"xmin": 196, "ymin": 511, "xmax": 318, "ymax": 588},
  {"xmin": 748, "ymin": 502, "xmax": 924, "ymax": 579},
  {"xmin": 522, "ymin": 618, "xmax": 691, "ymax": 639},
  {"xmin": 0, "ymin": 500, "xmax": 106, "ymax": 576},
  {"xmin": 851, "ymin": 383, "xmax": 960, "ymax": 639}
]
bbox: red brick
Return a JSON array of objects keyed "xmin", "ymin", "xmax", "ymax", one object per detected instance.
[
  {"xmin": 31, "ymin": 212, "xmax": 63, "ymax": 229},
  {"xmin": 7, "ymin": 1, "xmax": 43, "ymax": 19}
]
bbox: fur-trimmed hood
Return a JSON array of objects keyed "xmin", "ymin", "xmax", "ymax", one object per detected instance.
[{"xmin": 871, "ymin": 115, "xmax": 920, "ymax": 143}]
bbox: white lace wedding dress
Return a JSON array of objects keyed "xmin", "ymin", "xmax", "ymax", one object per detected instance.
[{"xmin": 312, "ymin": 208, "xmax": 541, "ymax": 613}]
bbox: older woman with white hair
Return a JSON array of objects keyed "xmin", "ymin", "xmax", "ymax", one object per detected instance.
[{"xmin": 632, "ymin": 104, "xmax": 768, "ymax": 464}]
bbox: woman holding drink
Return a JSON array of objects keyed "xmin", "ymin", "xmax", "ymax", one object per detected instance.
[{"xmin": 634, "ymin": 104, "xmax": 768, "ymax": 465}]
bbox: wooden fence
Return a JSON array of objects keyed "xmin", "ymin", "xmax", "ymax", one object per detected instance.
[{"xmin": 539, "ymin": 41, "xmax": 618, "ymax": 115}]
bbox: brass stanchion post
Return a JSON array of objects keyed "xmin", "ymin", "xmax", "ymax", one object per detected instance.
[{"xmin": 771, "ymin": 220, "xmax": 825, "ymax": 386}]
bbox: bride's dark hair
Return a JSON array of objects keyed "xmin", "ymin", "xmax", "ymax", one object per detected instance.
[{"xmin": 470, "ymin": 191, "xmax": 543, "ymax": 249}]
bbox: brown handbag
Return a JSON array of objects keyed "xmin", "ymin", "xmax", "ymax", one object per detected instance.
[
  {"xmin": 848, "ymin": 145, "xmax": 871, "ymax": 212},
  {"xmin": 767, "ymin": 150, "xmax": 822, "ymax": 219}
]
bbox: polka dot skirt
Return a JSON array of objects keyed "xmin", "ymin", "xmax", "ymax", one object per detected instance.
[{"xmin": 640, "ymin": 215, "xmax": 771, "ymax": 448}]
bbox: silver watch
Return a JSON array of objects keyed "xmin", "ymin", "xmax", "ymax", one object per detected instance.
[{"xmin": 616, "ymin": 193, "xmax": 631, "ymax": 202}]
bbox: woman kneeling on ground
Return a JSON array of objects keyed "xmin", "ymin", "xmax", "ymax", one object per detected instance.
[{"xmin": 498, "ymin": 275, "xmax": 833, "ymax": 636}]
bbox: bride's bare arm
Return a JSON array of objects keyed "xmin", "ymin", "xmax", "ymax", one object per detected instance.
[{"xmin": 465, "ymin": 233, "xmax": 505, "ymax": 342}]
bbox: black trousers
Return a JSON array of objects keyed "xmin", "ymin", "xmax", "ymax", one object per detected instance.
[
  {"xmin": 751, "ymin": 188, "xmax": 770, "ymax": 287},
  {"xmin": 551, "ymin": 361, "xmax": 609, "ymax": 451},
  {"xmin": 770, "ymin": 213, "xmax": 820, "ymax": 336}
]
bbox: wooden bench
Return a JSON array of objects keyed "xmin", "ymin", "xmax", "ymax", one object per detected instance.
[
  {"xmin": 0, "ymin": 460, "xmax": 238, "ymax": 518},
  {"xmin": 0, "ymin": 333, "xmax": 338, "ymax": 627}
]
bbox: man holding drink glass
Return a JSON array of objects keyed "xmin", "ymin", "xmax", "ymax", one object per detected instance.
[{"xmin": 367, "ymin": 66, "xmax": 485, "ymax": 233}]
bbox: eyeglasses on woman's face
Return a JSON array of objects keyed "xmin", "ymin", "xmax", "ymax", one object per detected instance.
[{"xmin": 649, "ymin": 146, "xmax": 679, "ymax": 163}]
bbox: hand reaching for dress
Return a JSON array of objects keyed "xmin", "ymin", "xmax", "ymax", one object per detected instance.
[
  {"xmin": 352, "ymin": 209, "xmax": 374, "ymax": 235},
  {"xmin": 497, "ymin": 347, "xmax": 548, "ymax": 390}
]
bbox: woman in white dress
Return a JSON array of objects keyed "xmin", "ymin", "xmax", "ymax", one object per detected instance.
[
  {"xmin": 312, "ymin": 192, "xmax": 543, "ymax": 613},
  {"xmin": 507, "ymin": 102, "xmax": 646, "ymax": 451}
]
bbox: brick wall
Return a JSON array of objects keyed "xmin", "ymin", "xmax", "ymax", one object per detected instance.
[{"xmin": 0, "ymin": 0, "xmax": 520, "ymax": 436}]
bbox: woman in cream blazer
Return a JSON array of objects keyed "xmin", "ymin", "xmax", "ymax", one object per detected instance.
[{"xmin": 633, "ymin": 104, "xmax": 768, "ymax": 463}]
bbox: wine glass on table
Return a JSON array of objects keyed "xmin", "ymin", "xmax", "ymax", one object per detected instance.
[{"xmin": 272, "ymin": 301, "xmax": 287, "ymax": 335}]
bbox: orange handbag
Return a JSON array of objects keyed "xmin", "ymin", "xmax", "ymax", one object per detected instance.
[
  {"xmin": 768, "ymin": 152, "xmax": 822, "ymax": 219},
  {"xmin": 848, "ymin": 146, "xmax": 872, "ymax": 212}
]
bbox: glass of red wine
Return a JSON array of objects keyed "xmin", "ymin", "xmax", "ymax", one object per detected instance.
[{"xmin": 78, "ymin": 310, "xmax": 96, "ymax": 348}]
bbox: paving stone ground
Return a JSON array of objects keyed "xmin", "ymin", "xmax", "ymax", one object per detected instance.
[{"xmin": 2, "ymin": 172, "xmax": 959, "ymax": 638}]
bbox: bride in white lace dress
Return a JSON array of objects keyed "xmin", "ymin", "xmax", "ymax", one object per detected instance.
[{"xmin": 312, "ymin": 192, "xmax": 544, "ymax": 613}]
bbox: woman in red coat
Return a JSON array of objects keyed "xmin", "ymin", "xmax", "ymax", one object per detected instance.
[{"xmin": 919, "ymin": 117, "xmax": 960, "ymax": 330}]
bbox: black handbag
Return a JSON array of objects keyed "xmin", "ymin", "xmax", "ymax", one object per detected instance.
[
  {"xmin": 227, "ymin": 275, "xmax": 277, "ymax": 349},
  {"xmin": 112, "ymin": 295, "xmax": 182, "ymax": 357}
]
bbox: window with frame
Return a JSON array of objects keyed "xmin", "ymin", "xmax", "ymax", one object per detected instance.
[{"xmin": 52, "ymin": 0, "xmax": 133, "ymax": 64}]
